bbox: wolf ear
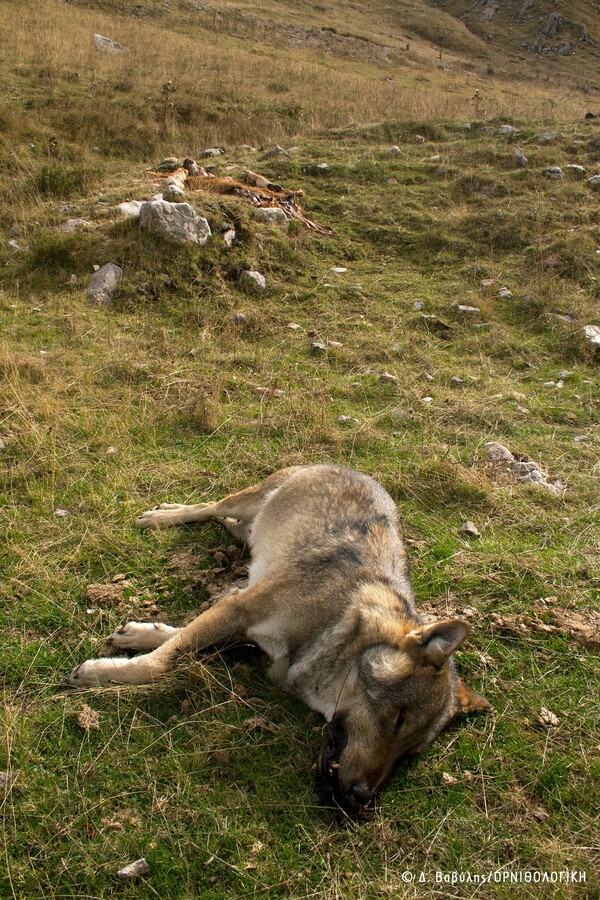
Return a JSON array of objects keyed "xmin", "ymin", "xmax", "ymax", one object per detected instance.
[
  {"xmin": 454, "ymin": 679, "xmax": 492, "ymax": 717},
  {"xmin": 405, "ymin": 619, "xmax": 470, "ymax": 668}
]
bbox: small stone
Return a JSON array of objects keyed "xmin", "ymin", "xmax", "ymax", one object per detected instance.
[
  {"xmin": 537, "ymin": 131, "xmax": 556, "ymax": 143},
  {"xmin": 456, "ymin": 304, "xmax": 480, "ymax": 315},
  {"xmin": 498, "ymin": 287, "xmax": 512, "ymax": 298},
  {"xmin": 93, "ymin": 34, "xmax": 128, "ymax": 53},
  {"xmin": 328, "ymin": 341, "xmax": 343, "ymax": 349},
  {"xmin": 557, "ymin": 370, "xmax": 574, "ymax": 378},
  {"xmin": 7, "ymin": 239, "xmax": 19, "ymax": 250},
  {"xmin": 240, "ymin": 271, "xmax": 266, "ymax": 291},
  {"xmin": 480, "ymin": 279, "xmax": 495, "ymax": 288},
  {"xmin": 338, "ymin": 415, "xmax": 360, "ymax": 425},
  {"xmin": 115, "ymin": 200, "xmax": 143, "ymax": 219},
  {"xmin": 512, "ymin": 148, "xmax": 528, "ymax": 167},
  {"xmin": 499, "ymin": 124, "xmax": 517, "ymax": 135},
  {"xmin": 450, "ymin": 376, "xmax": 463, "ymax": 386},
  {"xmin": 70, "ymin": 274, "xmax": 78, "ymax": 285},
  {"xmin": 421, "ymin": 396, "xmax": 433, "ymax": 404},
  {"xmin": 384, "ymin": 217, "xmax": 395, "ymax": 224},
  {"xmin": 262, "ymin": 146, "xmax": 287, "ymax": 158},
  {"xmin": 117, "ymin": 859, "xmax": 150, "ymax": 881},
  {"xmin": 331, "ymin": 267, "xmax": 347, "ymax": 273},
  {"xmin": 565, "ymin": 165, "xmax": 586, "ymax": 175},
  {"xmin": 543, "ymin": 381, "xmax": 557, "ymax": 388},
  {"xmin": 59, "ymin": 218, "xmax": 94, "ymax": 233},
  {"xmin": 387, "ymin": 177, "xmax": 399, "ymax": 185},
  {"xmin": 460, "ymin": 520, "xmax": 481, "ymax": 538},
  {"xmin": 544, "ymin": 166, "xmax": 563, "ymax": 180},
  {"xmin": 202, "ymin": 148, "xmax": 222, "ymax": 157},
  {"xmin": 234, "ymin": 312, "xmax": 247, "ymax": 325},
  {"xmin": 316, "ymin": 162, "xmax": 329, "ymax": 171},
  {"xmin": 84, "ymin": 263, "xmax": 122, "ymax": 305},
  {"xmin": 255, "ymin": 207, "xmax": 288, "ymax": 228},
  {"xmin": 162, "ymin": 184, "xmax": 185, "ymax": 202},
  {"xmin": 583, "ymin": 325, "xmax": 600, "ymax": 348},
  {"xmin": 379, "ymin": 373, "xmax": 399, "ymax": 385},
  {"xmin": 388, "ymin": 145, "xmax": 402, "ymax": 155},
  {"xmin": 105, "ymin": 446, "xmax": 118, "ymax": 455},
  {"xmin": 587, "ymin": 175, "xmax": 600, "ymax": 187},
  {"xmin": 223, "ymin": 228, "xmax": 236, "ymax": 248},
  {"xmin": 287, "ymin": 323, "xmax": 301, "ymax": 331},
  {"xmin": 310, "ymin": 342, "xmax": 327, "ymax": 355},
  {"xmin": 420, "ymin": 372, "xmax": 435, "ymax": 382},
  {"xmin": 155, "ymin": 157, "xmax": 180, "ymax": 172},
  {"xmin": 573, "ymin": 435, "xmax": 587, "ymax": 442},
  {"xmin": 413, "ymin": 301, "xmax": 424, "ymax": 310},
  {"xmin": 241, "ymin": 145, "xmax": 256, "ymax": 153},
  {"xmin": 484, "ymin": 441, "xmax": 514, "ymax": 462},
  {"xmin": 54, "ymin": 508, "xmax": 70, "ymax": 517},
  {"xmin": 415, "ymin": 135, "xmax": 426, "ymax": 144}
]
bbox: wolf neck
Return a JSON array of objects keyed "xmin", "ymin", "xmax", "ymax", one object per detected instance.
[{"xmin": 282, "ymin": 580, "xmax": 422, "ymax": 720}]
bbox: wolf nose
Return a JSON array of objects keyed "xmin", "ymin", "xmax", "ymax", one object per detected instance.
[{"xmin": 347, "ymin": 782, "xmax": 373, "ymax": 807}]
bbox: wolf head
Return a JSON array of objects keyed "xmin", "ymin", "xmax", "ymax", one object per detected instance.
[{"xmin": 319, "ymin": 618, "xmax": 490, "ymax": 809}]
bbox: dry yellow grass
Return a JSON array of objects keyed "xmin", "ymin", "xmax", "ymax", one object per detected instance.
[{"xmin": 0, "ymin": 0, "xmax": 591, "ymax": 160}]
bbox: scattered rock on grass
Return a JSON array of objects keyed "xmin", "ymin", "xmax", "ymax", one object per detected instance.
[
  {"xmin": 338, "ymin": 415, "xmax": 360, "ymax": 425},
  {"xmin": 93, "ymin": 34, "xmax": 128, "ymax": 53},
  {"xmin": 116, "ymin": 200, "xmax": 143, "ymax": 219},
  {"xmin": 202, "ymin": 148, "xmax": 222, "ymax": 158},
  {"xmin": 255, "ymin": 207, "xmax": 289, "ymax": 228},
  {"xmin": 117, "ymin": 859, "xmax": 150, "ymax": 881},
  {"xmin": 460, "ymin": 520, "xmax": 481, "ymax": 538},
  {"xmin": 456, "ymin": 304, "xmax": 480, "ymax": 315},
  {"xmin": 59, "ymin": 218, "xmax": 95, "ymax": 233},
  {"xmin": 155, "ymin": 157, "xmax": 180, "ymax": 172},
  {"xmin": 220, "ymin": 227, "xmax": 235, "ymax": 248},
  {"xmin": 139, "ymin": 201, "xmax": 211, "ymax": 245},
  {"xmin": 498, "ymin": 286, "xmax": 512, "ymax": 298},
  {"xmin": 583, "ymin": 325, "xmax": 600, "ymax": 349},
  {"xmin": 512, "ymin": 148, "xmax": 528, "ymax": 167},
  {"xmin": 483, "ymin": 442, "xmax": 564, "ymax": 493},
  {"xmin": 379, "ymin": 372, "xmax": 399, "ymax": 385},
  {"xmin": 587, "ymin": 175, "xmax": 600, "ymax": 187},
  {"xmin": 484, "ymin": 441, "xmax": 515, "ymax": 462},
  {"xmin": 544, "ymin": 166, "xmax": 563, "ymax": 180},
  {"xmin": 240, "ymin": 271, "xmax": 266, "ymax": 291},
  {"xmin": 310, "ymin": 342, "xmax": 327, "ymax": 355},
  {"xmin": 84, "ymin": 263, "xmax": 122, "ymax": 304},
  {"xmin": 388, "ymin": 145, "xmax": 402, "ymax": 155},
  {"xmin": 162, "ymin": 184, "xmax": 186, "ymax": 203}
]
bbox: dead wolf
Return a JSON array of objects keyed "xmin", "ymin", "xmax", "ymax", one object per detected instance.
[{"xmin": 68, "ymin": 465, "xmax": 489, "ymax": 808}]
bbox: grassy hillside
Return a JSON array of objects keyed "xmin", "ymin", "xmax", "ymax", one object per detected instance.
[{"xmin": 1, "ymin": 0, "xmax": 599, "ymax": 898}]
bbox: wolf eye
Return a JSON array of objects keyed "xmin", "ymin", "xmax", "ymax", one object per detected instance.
[{"xmin": 394, "ymin": 711, "xmax": 405, "ymax": 732}]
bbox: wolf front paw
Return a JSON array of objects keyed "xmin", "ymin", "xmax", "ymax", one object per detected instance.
[
  {"xmin": 67, "ymin": 659, "xmax": 111, "ymax": 687},
  {"xmin": 110, "ymin": 621, "xmax": 179, "ymax": 650},
  {"xmin": 136, "ymin": 505, "xmax": 183, "ymax": 529}
]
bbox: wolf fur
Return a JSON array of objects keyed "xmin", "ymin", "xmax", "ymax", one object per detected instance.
[{"xmin": 68, "ymin": 465, "xmax": 489, "ymax": 807}]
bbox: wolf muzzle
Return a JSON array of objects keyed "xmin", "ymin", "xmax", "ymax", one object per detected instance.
[{"xmin": 318, "ymin": 717, "xmax": 375, "ymax": 809}]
